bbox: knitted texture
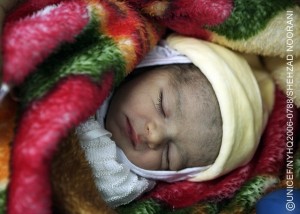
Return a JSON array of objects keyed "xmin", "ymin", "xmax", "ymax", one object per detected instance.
[
  {"xmin": 76, "ymin": 117, "xmax": 155, "ymax": 208},
  {"xmin": 0, "ymin": 0, "xmax": 300, "ymax": 213}
]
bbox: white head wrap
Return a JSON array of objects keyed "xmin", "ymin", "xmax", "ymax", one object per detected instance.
[{"xmin": 136, "ymin": 40, "xmax": 192, "ymax": 67}]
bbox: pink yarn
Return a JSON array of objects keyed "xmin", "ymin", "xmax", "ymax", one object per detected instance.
[
  {"xmin": 8, "ymin": 73, "xmax": 114, "ymax": 214},
  {"xmin": 2, "ymin": 1, "xmax": 89, "ymax": 86}
]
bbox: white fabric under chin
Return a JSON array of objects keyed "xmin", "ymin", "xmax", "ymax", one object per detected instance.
[
  {"xmin": 116, "ymin": 148, "xmax": 210, "ymax": 183},
  {"xmin": 77, "ymin": 118, "xmax": 155, "ymax": 208}
]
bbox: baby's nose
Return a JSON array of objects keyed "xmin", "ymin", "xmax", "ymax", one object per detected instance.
[{"xmin": 145, "ymin": 121, "xmax": 167, "ymax": 149}]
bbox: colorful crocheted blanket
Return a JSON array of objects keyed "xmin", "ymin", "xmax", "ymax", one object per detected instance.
[{"xmin": 0, "ymin": 0, "xmax": 300, "ymax": 213}]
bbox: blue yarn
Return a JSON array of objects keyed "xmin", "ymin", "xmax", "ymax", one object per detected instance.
[{"xmin": 256, "ymin": 189, "xmax": 300, "ymax": 214}]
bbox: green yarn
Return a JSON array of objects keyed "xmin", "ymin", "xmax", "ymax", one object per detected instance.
[
  {"xmin": 164, "ymin": 208, "xmax": 192, "ymax": 214},
  {"xmin": 209, "ymin": 0, "xmax": 295, "ymax": 40},
  {"xmin": 295, "ymin": 148, "xmax": 300, "ymax": 180},
  {"xmin": 194, "ymin": 202, "xmax": 220, "ymax": 214},
  {"xmin": 116, "ymin": 199, "xmax": 194, "ymax": 214},
  {"xmin": 0, "ymin": 189, "xmax": 6, "ymax": 214},
  {"xmin": 19, "ymin": 12, "xmax": 126, "ymax": 106},
  {"xmin": 116, "ymin": 199, "xmax": 163, "ymax": 214},
  {"xmin": 162, "ymin": 206, "xmax": 192, "ymax": 214},
  {"xmin": 220, "ymin": 175, "xmax": 279, "ymax": 213}
]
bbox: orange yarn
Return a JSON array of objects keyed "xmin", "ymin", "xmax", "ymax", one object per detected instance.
[{"xmin": 0, "ymin": 96, "xmax": 17, "ymax": 184}]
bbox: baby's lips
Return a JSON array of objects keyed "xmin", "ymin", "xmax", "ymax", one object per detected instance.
[{"xmin": 126, "ymin": 117, "xmax": 140, "ymax": 147}]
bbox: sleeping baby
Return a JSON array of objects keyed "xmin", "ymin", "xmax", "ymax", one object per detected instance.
[{"xmin": 54, "ymin": 34, "xmax": 275, "ymax": 208}]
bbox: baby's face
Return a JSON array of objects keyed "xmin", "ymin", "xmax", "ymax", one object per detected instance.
[{"xmin": 106, "ymin": 68, "xmax": 206, "ymax": 171}]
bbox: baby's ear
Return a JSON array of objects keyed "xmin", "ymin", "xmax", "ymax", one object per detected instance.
[{"xmin": 51, "ymin": 131, "xmax": 115, "ymax": 214}]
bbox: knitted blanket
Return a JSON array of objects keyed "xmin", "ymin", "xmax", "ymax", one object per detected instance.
[{"xmin": 0, "ymin": 0, "xmax": 300, "ymax": 213}]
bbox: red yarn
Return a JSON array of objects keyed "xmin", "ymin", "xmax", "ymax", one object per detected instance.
[
  {"xmin": 147, "ymin": 88, "xmax": 300, "ymax": 208},
  {"xmin": 8, "ymin": 73, "xmax": 114, "ymax": 214},
  {"xmin": 3, "ymin": 1, "xmax": 89, "ymax": 86},
  {"xmin": 145, "ymin": 163, "xmax": 252, "ymax": 208},
  {"xmin": 5, "ymin": 0, "xmax": 73, "ymax": 22},
  {"xmin": 126, "ymin": 0, "xmax": 232, "ymax": 40},
  {"xmin": 99, "ymin": 0, "xmax": 155, "ymax": 66},
  {"xmin": 160, "ymin": 0, "xmax": 232, "ymax": 40}
]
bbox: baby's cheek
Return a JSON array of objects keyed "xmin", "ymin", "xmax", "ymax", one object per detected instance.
[
  {"xmin": 129, "ymin": 151, "xmax": 162, "ymax": 170},
  {"xmin": 168, "ymin": 145, "xmax": 185, "ymax": 171}
]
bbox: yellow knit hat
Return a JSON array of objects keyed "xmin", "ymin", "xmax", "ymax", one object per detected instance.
[{"xmin": 166, "ymin": 34, "xmax": 273, "ymax": 182}]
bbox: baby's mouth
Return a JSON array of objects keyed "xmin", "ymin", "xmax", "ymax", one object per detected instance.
[{"xmin": 126, "ymin": 117, "xmax": 140, "ymax": 148}]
